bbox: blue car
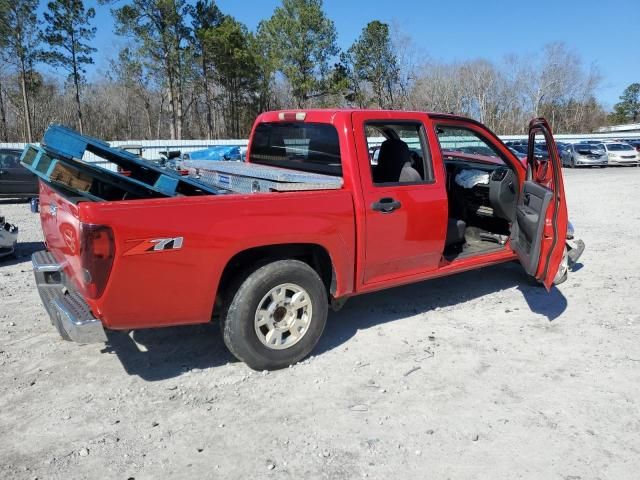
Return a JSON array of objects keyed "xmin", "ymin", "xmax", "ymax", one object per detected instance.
[{"xmin": 183, "ymin": 146, "xmax": 242, "ymax": 161}]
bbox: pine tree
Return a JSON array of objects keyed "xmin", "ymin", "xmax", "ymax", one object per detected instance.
[{"xmin": 41, "ymin": 0, "xmax": 96, "ymax": 134}]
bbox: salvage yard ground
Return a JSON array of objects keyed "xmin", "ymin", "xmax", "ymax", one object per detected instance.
[{"xmin": 1, "ymin": 167, "xmax": 640, "ymax": 479}]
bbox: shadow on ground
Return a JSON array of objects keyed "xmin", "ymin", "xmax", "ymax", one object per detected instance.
[
  {"xmin": 103, "ymin": 261, "xmax": 569, "ymax": 381},
  {"xmin": 315, "ymin": 261, "xmax": 568, "ymax": 356},
  {"xmin": 102, "ymin": 323, "xmax": 234, "ymax": 381},
  {"xmin": 0, "ymin": 241, "xmax": 45, "ymax": 267},
  {"xmin": 0, "ymin": 198, "xmax": 30, "ymax": 205}
]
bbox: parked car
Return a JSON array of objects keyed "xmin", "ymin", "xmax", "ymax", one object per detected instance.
[
  {"xmin": 24, "ymin": 112, "xmax": 583, "ymax": 370},
  {"xmin": 182, "ymin": 145, "xmax": 242, "ymax": 161},
  {"xmin": 0, "ymin": 148, "xmax": 39, "ymax": 198},
  {"xmin": 601, "ymin": 142, "xmax": 640, "ymax": 166},
  {"xmin": 117, "ymin": 144, "xmax": 144, "ymax": 157},
  {"xmin": 508, "ymin": 143, "xmax": 548, "ymax": 159},
  {"xmin": 555, "ymin": 142, "xmax": 571, "ymax": 158},
  {"xmin": 0, "ymin": 216, "xmax": 19, "ymax": 259},
  {"xmin": 625, "ymin": 140, "xmax": 640, "ymax": 152},
  {"xmin": 562, "ymin": 143, "xmax": 608, "ymax": 168}
]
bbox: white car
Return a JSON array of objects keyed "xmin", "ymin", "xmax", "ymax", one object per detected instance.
[
  {"xmin": 602, "ymin": 142, "xmax": 640, "ymax": 166},
  {"xmin": 0, "ymin": 216, "xmax": 18, "ymax": 259}
]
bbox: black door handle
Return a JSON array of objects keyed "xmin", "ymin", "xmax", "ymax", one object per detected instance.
[{"xmin": 372, "ymin": 197, "xmax": 401, "ymax": 213}]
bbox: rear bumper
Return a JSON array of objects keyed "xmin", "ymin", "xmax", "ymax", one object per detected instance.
[
  {"xmin": 32, "ymin": 251, "xmax": 106, "ymax": 343},
  {"xmin": 574, "ymin": 158, "xmax": 607, "ymax": 166},
  {"xmin": 608, "ymin": 159, "xmax": 639, "ymax": 165}
]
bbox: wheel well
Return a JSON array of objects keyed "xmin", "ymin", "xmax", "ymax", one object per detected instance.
[{"xmin": 213, "ymin": 244, "xmax": 335, "ymax": 319}]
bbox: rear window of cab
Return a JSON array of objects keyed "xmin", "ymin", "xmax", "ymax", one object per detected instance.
[{"xmin": 249, "ymin": 122, "xmax": 342, "ymax": 176}]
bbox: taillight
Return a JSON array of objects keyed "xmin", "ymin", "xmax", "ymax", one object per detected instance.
[{"xmin": 80, "ymin": 224, "xmax": 115, "ymax": 299}]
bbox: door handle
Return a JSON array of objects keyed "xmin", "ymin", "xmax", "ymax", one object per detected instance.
[{"xmin": 372, "ymin": 197, "xmax": 401, "ymax": 213}]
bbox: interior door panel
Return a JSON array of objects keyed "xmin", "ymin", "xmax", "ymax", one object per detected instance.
[{"xmin": 512, "ymin": 181, "xmax": 552, "ymax": 276}]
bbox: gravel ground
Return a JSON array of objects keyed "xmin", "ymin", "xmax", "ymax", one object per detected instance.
[{"xmin": 1, "ymin": 167, "xmax": 640, "ymax": 480}]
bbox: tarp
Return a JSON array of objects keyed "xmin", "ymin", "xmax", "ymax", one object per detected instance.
[{"xmin": 185, "ymin": 146, "xmax": 242, "ymax": 161}]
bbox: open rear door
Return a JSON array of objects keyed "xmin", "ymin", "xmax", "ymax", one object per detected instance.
[{"xmin": 511, "ymin": 118, "xmax": 568, "ymax": 290}]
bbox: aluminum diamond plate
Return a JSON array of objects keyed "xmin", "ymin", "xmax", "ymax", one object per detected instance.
[{"xmin": 185, "ymin": 161, "xmax": 343, "ymax": 193}]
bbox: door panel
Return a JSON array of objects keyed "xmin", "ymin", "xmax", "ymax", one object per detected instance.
[
  {"xmin": 511, "ymin": 118, "xmax": 568, "ymax": 289},
  {"xmin": 512, "ymin": 181, "xmax": 553, "ymax": 276},
  {"xmin": 351, "ymin": 112, "xmax": 448, "ymax": 285}
]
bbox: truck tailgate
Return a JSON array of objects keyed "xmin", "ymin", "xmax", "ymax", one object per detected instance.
[{"xmin": 39, "ymin": 182, "xmax": 88, "ymax": 296}]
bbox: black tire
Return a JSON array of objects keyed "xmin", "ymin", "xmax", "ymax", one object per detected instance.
[{"xmin": 221, "ymin": 259, "xmax": 328, "ymax": 370}]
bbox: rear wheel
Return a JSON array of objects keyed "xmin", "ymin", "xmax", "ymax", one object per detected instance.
[{"xmin": 221, "ymin": 260, "xmax": 328, "ymax": 370}]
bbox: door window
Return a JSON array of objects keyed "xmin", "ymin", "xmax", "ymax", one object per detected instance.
[
  {"xmin": 0, "ymin": 151, "xmax": 21, "ymax": 169},
  {"xmin": 435, "ymin": 126, "xmax": 506, "ymax": 165},
  {"xmin": 363, "ymin": 122, "xmax": 433, "ymax": 185}
]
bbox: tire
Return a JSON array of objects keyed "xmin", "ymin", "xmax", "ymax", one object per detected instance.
[
  {"xmin": 221, "ymin": 259, "xmax": 328, "ymax": 370},
  {"xmin": 525, "ymin": 247, "xmax": 568, "ymax": 287}
]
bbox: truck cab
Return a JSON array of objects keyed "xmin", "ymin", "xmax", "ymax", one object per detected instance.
[{"xmin": 248, "ymin": 110, "xmax": 568, "ymax": 290}]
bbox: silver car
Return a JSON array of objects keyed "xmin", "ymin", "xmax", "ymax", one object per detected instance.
[
  {"xmin": 602, "ymin": 142, "xmax": 640, "ymax": 166},
  {"xmin": 562, "ymin": 143, "xmax": 608, "ymax": 168}
]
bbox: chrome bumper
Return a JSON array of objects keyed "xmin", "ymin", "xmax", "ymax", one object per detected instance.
[{"xmin": 32, "ymin": 251, "xmax": 107, "ymax": 343}]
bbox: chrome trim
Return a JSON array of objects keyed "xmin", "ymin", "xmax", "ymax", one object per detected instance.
[
  {"xmin": 32, "ymin": 250, "xmax": 65, "ymax": 273},
  {"xmin": 52, "ymin": 297, "xmax": 107, "ymax": 343},
  {"xmin": 32, "ymin": 251, "xmax": 106, "ymax": 343}
]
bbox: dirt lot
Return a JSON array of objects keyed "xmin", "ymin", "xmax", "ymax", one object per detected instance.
[{"xmin": 1, "ymin": 167, "xmax": 639, "ymax": 480}]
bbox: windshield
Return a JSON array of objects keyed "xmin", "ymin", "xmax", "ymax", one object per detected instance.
[
  {"xmin": 249, "ymin": 122, "xmax": 342, "ymax": 176},
  {"xmin": 606, "ymin": 143, "xmax": 634, "ymax": 151}
]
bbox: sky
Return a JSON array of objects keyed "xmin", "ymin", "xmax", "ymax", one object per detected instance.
[{"xmin": 78, "ymin": 0, "xmax": 640, "ymax": 109}]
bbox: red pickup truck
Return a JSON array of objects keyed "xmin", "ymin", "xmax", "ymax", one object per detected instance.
[{"xmin": 27, "ymin": 110, "xmax": 583, "ymax": 370}]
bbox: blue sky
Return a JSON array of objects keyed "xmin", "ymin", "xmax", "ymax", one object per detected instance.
[{"xmin": 81, "ymin": 0, "xmax": 639, "ymax": 109}]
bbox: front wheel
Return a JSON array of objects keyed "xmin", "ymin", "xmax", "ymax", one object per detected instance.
[{"xmin": 221, "ymin": 260, "xmax": 328, "ymax": 370}]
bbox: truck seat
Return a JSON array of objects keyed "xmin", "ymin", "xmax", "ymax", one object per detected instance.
[{"xmin": 373, "ymin": 139, "xmax": 421, "ymax": 183}]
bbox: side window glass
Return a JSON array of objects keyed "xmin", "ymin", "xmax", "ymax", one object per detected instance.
[
  {"xmin": 364, "ymin": 122, "xmax": 432, "ymax": 185},
  {"xmin": 435, "ymin": 126, "xmax": 505, "ymax": 165},
  {"xmin": 0, "ymin": 153, "xmax": 19, "ymax": 169}
]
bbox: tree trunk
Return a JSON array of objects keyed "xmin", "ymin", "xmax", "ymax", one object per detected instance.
[
  {"xmin": 70, "ymin": 32, "xmax": 84, "ymax": 134},
  {"xmin": 157, "ymin": 94, "xmax": 165, "ymax": 139},
  {"xmin": 73, "ymin": 69, "xmax": 84, "ymax": 134},
  {"xmin": 202, "ymin": 57, "xmax": 213, "ymax": 140},
  {"xmin": 144, "ymin": 98, "xmax": 153, "ymax": 139},
  {"xmin": 0, "ymin": 81, "xmax": 8, "ymax": 142},
  {"xmin": 167, "ymin": 80, "xmax": 177, "ymax": 140},
  {"xmin": 19, "ymin": 58, "xmax": 33, "ymax": 142}
]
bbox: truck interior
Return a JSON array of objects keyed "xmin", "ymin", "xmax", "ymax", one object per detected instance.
[
  {"xmin": 365, "ymin": 122, "xmax": 519, "ymax": 262},
  {"xmin": 436, "ymin": 125, "xmax": 519, "ymax": 261}
]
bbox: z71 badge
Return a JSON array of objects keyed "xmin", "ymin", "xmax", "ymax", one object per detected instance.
[{"xmin": 124, "ymin": 236, "xmax": 184, "ymax": 256}]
